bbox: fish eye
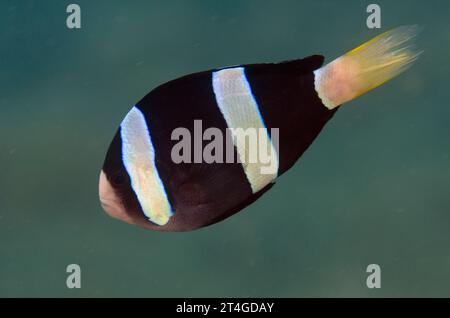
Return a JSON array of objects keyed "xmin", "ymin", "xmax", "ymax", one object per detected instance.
[{"xmin": 111, "ymin": 171, "xmax": 129, "ymax": 187}]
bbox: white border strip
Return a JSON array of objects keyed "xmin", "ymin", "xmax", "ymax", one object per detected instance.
[
  {"xmin": 120, "ymin": 107, "xmax": 173, "ymax": 226},
  {"xmin": 212, "ymin": 67, "xmax": 278, "ymax": 193}
]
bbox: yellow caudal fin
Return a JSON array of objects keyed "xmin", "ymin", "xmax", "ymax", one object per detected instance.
[{"xmin": 314, "ymin": 25, "xmax": 422, "ymax": 110}]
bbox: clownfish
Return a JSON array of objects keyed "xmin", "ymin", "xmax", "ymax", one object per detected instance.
[{"xmin": 99, "ymin": 26, "xmax": 420, "ymax": 232}]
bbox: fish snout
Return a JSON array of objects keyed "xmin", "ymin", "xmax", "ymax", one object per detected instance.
[{"xmin": 99, "ymin": 170, "xmax": 135, "ymax": 225}]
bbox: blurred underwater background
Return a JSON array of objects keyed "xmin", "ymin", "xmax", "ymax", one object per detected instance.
[{"xmin": 1, "ymin": 0, "xmax": 450, "ymax": 297}]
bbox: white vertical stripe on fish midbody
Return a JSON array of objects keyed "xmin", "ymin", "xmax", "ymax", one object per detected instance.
[
  {"xmin": 120, "ymin": 106, "xmax": 173, "ymax": 226},
  {"xmin": 212, "ymin": 67, "xmax": 279, "ymax": 193}
]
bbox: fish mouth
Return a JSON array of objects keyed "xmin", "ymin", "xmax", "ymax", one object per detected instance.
[
  {"xmin": 99, "ymin": 199, "xmax": 118, "ymax": 217},
  {"xmin": 99, "ymin": 170, "xmax": 135, "ymax": 225}
]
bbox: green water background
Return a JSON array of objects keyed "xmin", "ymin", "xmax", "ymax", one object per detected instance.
[{"xmin": 1, "ymin": 0, "xmax": 449, "ymax": 297}]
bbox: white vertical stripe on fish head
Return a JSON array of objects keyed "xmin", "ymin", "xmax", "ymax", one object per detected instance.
[
  {"xmin": 120, "ymin": 106, "xmax": 173, "ymax": 226},
  {"xmin": 212, "ymin": 67, "xmax": 279, "ymax": 193}
]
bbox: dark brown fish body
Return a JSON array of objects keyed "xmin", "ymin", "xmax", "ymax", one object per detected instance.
[{"xmin": 99, "ymin": 27, "xmax": 419, "ymax": 231}]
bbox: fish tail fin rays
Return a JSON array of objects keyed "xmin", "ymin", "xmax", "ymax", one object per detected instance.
[{"xmin": 314, "ymin": 25, "xmax": 422, "ymax": 110}]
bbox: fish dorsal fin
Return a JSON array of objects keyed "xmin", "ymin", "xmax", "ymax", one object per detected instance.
[{"xmin": 278, "ymin": 54, "xmax": 325, "ymax": 73}]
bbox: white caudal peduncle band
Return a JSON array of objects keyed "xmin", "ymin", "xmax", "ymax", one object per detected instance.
[
  {"xmin": 212, "ymin": 67, "xmax": 279, "ymax": 193},
  {"xmin": 120, "ymin": 106, "xmax": 173, "ymax": 226}
]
